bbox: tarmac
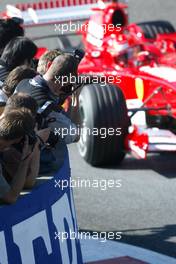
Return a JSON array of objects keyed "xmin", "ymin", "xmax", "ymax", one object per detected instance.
[{"xmin": 81, "ymin": 238, "xmax": 176, "ymax": 264}]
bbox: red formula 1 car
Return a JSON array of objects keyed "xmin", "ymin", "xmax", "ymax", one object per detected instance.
[
  {"xmin": 2, "ymin": 0, "xmax": 176, "ymax": 166},
  {"xmin": 76, "ymin": 1, "xmax": 176, "ymax": 166}
]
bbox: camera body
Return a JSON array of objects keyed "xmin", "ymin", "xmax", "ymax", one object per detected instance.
[
  {"xmin": 36, "ymin": 101, "xmax": 59, "ymax": 129},
  {"xmin": 14, "ymin": 101, "xmax": 59, "ymax": 152},
  {"xmin": 73, "ymin": 49, "xmax": 85, "ymax": 63},
  {"xmin": 13, "ymin": 130, "xmax": 37, "ymax": 153},
  {"xmin": 36, "ymin": 100, "xmax": 60, "ymax": 148}
]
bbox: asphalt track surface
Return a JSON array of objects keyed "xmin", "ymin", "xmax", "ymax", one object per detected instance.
[{"xmin": 1, "ymin": 0, "xmax": 176, "ymax": 259}]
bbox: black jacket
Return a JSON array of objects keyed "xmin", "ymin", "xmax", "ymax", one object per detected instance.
[
  {"xmin": 0, "ymin": 59, "xmax": 10, "ymax": 83},
  {"xmin": 15, "ymin": 75, "xmax": 56, "ymax": 107}
]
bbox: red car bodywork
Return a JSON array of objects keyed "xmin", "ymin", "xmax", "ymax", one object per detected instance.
[
  {"xmin": 78, "ymin": 2, "xmax": 176, "ymax": 118},
  {"xmin": 76, "ymin": 2, "xmax": 176, "ymax": 158}
]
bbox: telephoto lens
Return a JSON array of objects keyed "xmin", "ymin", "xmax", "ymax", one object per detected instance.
[{"xmin": 73, "ymin": 49, "xmax": 85, "ymax": 63}]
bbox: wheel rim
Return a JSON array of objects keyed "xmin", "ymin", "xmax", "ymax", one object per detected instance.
[{"xmin": 77, "ymin": 101, "xmax": 88, "ymax": 157}]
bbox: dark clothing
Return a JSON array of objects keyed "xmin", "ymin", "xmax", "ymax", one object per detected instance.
[
  {"xmin": 15, "ymin": 75, "xmax": 56, "ymax": 107},
  {"xmin": 0, "ymin": 163, "xmax": 10, "ymax": 198},
  {"xmin": 15, "ymin": 75, "xmax": 77, "ymax": 144},
  {"xmin": 39, "ymin": 141, "xmax": 67, "ymax": 174},
  {"xmin": 0, "ymin": 59, "xmax": 10, "ymax": 83},
  {"xmin": 15, "ymin": 75, "xmax": 77, "ymax": 174},
  {"xmin": 0, "ymin": 153, "xmax": 10, "ymax": 199}
]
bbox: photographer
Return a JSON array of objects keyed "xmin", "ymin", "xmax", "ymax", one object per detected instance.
[
  {"xmin": 15, "ymin": 51, "xmax": 84, "ymax": 144},
  {"xmin": 37, "ymin": 49, "xmax": 62, "ymax": 75},
  {"xmin": 0, "ymin": 108, "xmax": 49, "ymax": 204},
  {"xmin": 14, "ymin": 51, "xmax": 84, "ymax": 173},
  {"xmin": 4, "ymin": 93, "xmax": 56, "ymax": 174}
]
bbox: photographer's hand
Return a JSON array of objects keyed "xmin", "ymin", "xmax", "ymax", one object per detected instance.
[
  {"xmin": 37, "ymin": 127, "xmax": 51, "ymax": 144},
  {"xmin": 24, "ymin": 128, "xmax": 50, "ymax": 189},
  {"xmin": 2, "ymin": 136, "xmax": 32, "ymax": 204},
  {"xmin": 21, "ymin": 135, "xmax": 33, "ymax": 160}
]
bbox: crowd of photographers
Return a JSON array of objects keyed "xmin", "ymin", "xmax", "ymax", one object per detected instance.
[{"xmin": 0, "ymin": 18, "xmax": 83, "ymax": 204}]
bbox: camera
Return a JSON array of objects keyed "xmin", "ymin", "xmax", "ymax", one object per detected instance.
[
  {"xmin": 12, "ymin": 130, "xmax": 37, "ymax": 153},
  {"xmin": 27, "ymin": 131, "xmax": 38, "ymax": 146},
  {"xmin": 73, "ymin": 49, "xmax": 85, "ymax": 63},
  {"xmin": 36, "ymin": 101, "xmax": 60, "ymax": 148},
  {"xmin": 13, "ymin": 100, "xmax": 54, "ymax": 151}
]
